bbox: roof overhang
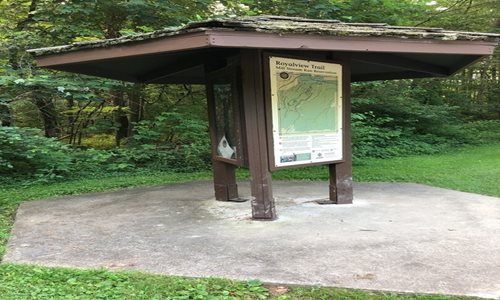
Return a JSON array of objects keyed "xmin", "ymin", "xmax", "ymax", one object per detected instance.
[{"xmin": 30, "ymin": 27, "xmax": 498, "ymax": 84}]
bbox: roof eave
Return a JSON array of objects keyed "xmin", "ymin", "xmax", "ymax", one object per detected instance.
[
  {"xmin": 32, "ymin": 30, "xmax": 497, "ymax": 69},
  {"xmin": 206, "ymin": 30, "xmax": 497, "ymax": 55},
  {"xmin": 33, "ymin": 31, "xmax": 212, "ymax": 67}
]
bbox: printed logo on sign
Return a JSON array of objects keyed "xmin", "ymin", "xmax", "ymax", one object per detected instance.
[{"xmin": 280, "ymin": 72, "xmax": 290, "ymax": 80}]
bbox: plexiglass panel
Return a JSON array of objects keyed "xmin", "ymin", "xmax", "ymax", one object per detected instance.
[{"xmin": 213, "ymin": 84, "xmax": 237, "ymax": 160}]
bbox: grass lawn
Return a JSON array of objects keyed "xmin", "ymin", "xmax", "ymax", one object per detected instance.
[
  {"xmin": 0, "ymin": 144, "xmax": 498, "ymax": 299},
  {"xmin": 275, "ymin": 143, "xmax": 500, "ymax": 197},
  {"xmin": 0, "ymin": 264, "xmax": 476, "ymax": 300}
]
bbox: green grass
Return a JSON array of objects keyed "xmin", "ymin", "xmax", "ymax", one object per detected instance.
[
  {"xmin": 354, "ymin": 144, "xmax": 500, "ymax": 197},
  {"xmin": 273, "ymin": 143, "xmax": 500, "ymax": 197},
  {"xmin": 0, "ymin": 264, "xmax": 476, "ymax": 300},
  {"xmin": 0, "ymin": 144, "xmax": 498, "ymax": 299},
  {"xmin": 0, "ymin": 264, "xmax": 269, "ymax": 300}
]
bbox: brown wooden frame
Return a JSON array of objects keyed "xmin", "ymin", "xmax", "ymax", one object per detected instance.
[
  {"xmin": 240, "ymin": 49, "xmax": 277, "ymax": 219},
  {"xmin": 329, "ymin": 53, "xmax": 353, "ymax": 204},
  {"xmin": 262, "ymin": 52, "xmax": 346, "ymax": 171},
  {"xmin": 206, "ymin": 65, "xmax": 246, "ymax": 167}
]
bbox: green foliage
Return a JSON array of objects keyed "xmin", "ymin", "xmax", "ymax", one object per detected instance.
[
  {"xmin": 451, "ymin": 120, "xmax": 500, "ymax": 144},
  {"xmin": 351, "ymin": 111, "xmax": 454, "ymax": 160},
  {"xmin": 218, "ymin": 0, "xmax": 429, "ymax": 24},
  {"xmin": 279, "ymin": 286, "xmax": 475, "ymax": 300},
  {"xmin": 0, "ymin": 264, "xmax": 269, "ymax": 300},
  {"xmin": 416, "ymin": 0, "xmax": 499, "ymax": 32},
  {"xmin": 0, "ymin": 121, "xmax": 211, "ymax": 183},
  {"xmin": 0, "ymin": 127, "xmax": 73, "ymax": 179},
  {"xmin": 1, "ymin": 0, "xmax": 498, "ymax": 183},
  {"xmin": 349, "ymin": 80, "xmax": 500, "ymax": 161},
  {"xmin": 0, "ymin": 126, "xmax": 108, "ymax": 181},
  {"xmin": 80, "ymin": 134, "xmax": 116, "ymax": 149},
  {"xmin": 127, "ymin": 111, "xmax": 211, "ymax": 171}
]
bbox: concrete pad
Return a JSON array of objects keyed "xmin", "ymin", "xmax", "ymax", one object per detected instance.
[{"xmin": 4, "ymin": 181, "xmax": 500, "ymax": 298}]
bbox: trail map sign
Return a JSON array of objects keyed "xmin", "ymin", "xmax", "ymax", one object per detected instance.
[{"xmin": 269, "ymin": 56, "xmax": 343, "ymax": 168}]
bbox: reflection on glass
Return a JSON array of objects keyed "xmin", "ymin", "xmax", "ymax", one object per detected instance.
[{"xmin": 214, "ymin": 84, "xmax": 237, "ymax": 160}]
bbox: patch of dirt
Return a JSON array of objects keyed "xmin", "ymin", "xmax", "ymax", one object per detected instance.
[{"xmin": 266, "ymin": 285, "xmax": 289, "ymax": 296}]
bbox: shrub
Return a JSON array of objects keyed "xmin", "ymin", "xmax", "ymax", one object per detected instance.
[
  {"xmin": 351, "ymin": 111, "xmax": 461, "ymax": 162},
  {"xmin": 446, "ymin": 120, "xmax": 500, "ymax": 145},
  {"xmin": 0, "ymin": 127, "xmax": 73, "ymax": 180},
  {"xmin": 80, "ymin": 134, "xmax": 116, "ymax": 150},
  {"xmin": 0, "ymin": 121, "xmax": 212, "ymax": 184},
  {"xmin": 349, "ymin": 81, "xmax": 499, "ymax": 161},
  {"xmin": 125, "ymin": 112, "xmax": 211, "ymax": 171}
]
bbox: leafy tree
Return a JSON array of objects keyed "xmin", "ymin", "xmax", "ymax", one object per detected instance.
[
  {"xmin": 0, "ymin": 0, "xmax": 213, "ymax": 141},
  {"xmin": 0, "ymin": 0, "xmax": 498, "ymax": 182}
]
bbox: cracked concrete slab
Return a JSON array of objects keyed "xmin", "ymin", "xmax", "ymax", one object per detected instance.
[{"xmin": 3, "ymin": 181, "xmax": 500, "ymax": 298}]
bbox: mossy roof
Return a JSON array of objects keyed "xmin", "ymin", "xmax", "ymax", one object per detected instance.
[{"xmin": 29, "ymin": 15, "xmax": 499, "ymax": 56}]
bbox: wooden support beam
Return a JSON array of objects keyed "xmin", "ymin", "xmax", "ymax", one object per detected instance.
[
  {"xmin": 449, "ymin": 55, "xmax": 485, "ymax": 75},
  {"xmin": 352, "ymin": 71, "xmax": 437, "ymax": 82},
  {"xmin": 329, "ymin": 58, "xmax": 353, "ymax": 204},
  {"xmin": 205, "ymin": 63, "xmax": 239, "ymax": 202},
  {"xmin": 241, "ymin": 49, "xmax": 276, "ymax": 220},
  {"xmin": 212, "ymin": 160, "xmax": 239, "ymax": 201},
  {"xmin": 352, "ymin": 53, "xmax": 450, "ymax": 76},
  {"xmin": 138, "ymin": 50, "xmax": 236, "ymax": 83},
  {"xmin": 139, "ymin": 65, "xmax": 202, "ymax": 84},
  {"xmin": 50, "ymin": 65, "xmax": 139, "ymax": 82}
]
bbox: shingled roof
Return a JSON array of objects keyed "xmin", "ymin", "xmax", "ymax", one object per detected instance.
[
  {"xmin": 28, "ymin": 15, "xmax": 499, "ymax": 83},
  {"xmin": 28, "ymin": 15, "xmax": 499, "ymax": 56}
]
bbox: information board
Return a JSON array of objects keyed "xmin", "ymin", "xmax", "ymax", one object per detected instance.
[{"xmin": 269, "ymin": 56, "xmax": 343, "ymax": 168}]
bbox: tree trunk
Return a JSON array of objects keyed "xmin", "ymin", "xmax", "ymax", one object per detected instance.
[
  {"xmin": 127, "ymin": 83, "xmax": 145, "ymax": 137},
  {"xmin": 0, "ymin": 103, "xmax": 12, "ymax": 126},
  {"xmin": 111, "ymin": 87, "xmax": 129, "ymax": 146},
  {"xmin": 34, "ymin": 95, "xmax": 58, "ymax": 137},
  {"xmin": 67, "ymin": 99, "xmax": 76, "ymax": 144}
]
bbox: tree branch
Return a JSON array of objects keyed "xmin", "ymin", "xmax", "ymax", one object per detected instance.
[{"xmin": 413, "ymin": 0, "xmax": 468, "ymax": 27}]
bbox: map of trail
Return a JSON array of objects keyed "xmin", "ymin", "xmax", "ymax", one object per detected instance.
[{"xmin": 277, "ymin": 73, "xmax": 339, "ymax": 134}]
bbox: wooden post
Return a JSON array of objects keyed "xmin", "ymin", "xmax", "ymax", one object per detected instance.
[
  {"xmin": 241, "ymin": 49, "xmax": 276, "ymax": 220},
  {"xmin": 212, "ymin": 160, "xmax": 239, "ymax": 201},
  {"xmin": 205, "ymin": 64, "xmax": 239, "ymax": 202},
  {"xmin": 329, "ymin": 59, "xmax": 353, "ymax": 204}
]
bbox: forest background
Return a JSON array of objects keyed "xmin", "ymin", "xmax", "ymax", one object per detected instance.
[{"xmin": 0, "ymin": 0, "xmax": 498, "ymax": 184}]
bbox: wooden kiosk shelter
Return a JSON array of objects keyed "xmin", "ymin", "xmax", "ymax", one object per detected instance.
[{"xmin": 29, "ymin": 16, "xmax": 499, "ymax": 220}]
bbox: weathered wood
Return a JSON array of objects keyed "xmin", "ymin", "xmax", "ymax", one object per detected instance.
[
  {"xmin": 329, "ymin": 57, "xmax": 353, "ymax": 204},
  {"xmin": 138, "ymin": 50, "xmax": 236, "ymax": 83},
  {"xmin": 351, "ymin": 52, "xmax": 450, "ymax": 76},
  {"xmin": 208, "ymin": 31, "xmax": 497, "ymax": 56},
  {"xmin": 30, "ymin": 15, "xmax": 499, "ymax": 58},
  {"xmin": 241, "ymin": 49, "xmax": 276, "ymax": 220},
  {"xmin": 352, "ymin": 71, "xmax": 436, "ymax": 82},
  {"xmin": 34, "ymin": 32, "xmax": 211, "ymax": 67},
  {"xmin": 212, "ymin": 160, "xmax": 239, "ymax": 201},
  {"xmin": 30, "ymin": 16, "xmax": 497, "ymax": 87},
  {"xmin": 206, "ymin": 64, "xmax": 239, "ymax": 202}
]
